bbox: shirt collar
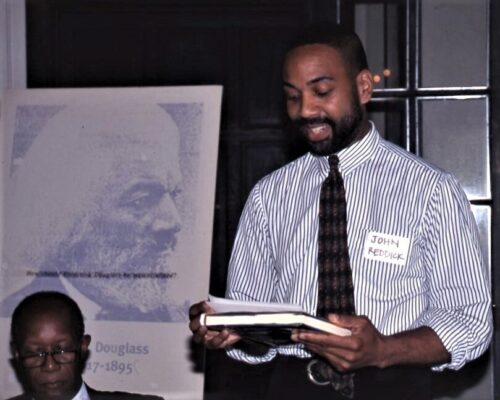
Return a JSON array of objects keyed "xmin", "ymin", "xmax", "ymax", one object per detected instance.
[
  {"xmin": 338, "ymin": 121, "xmax": 379, "ymax": 175},
  {"xmin": 312, "ymin": 121, "xmax": 380, "ymax": 177}
]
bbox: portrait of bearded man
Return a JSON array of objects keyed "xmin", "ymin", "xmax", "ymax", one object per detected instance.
[{"xmin": 1, "ymin": 100, "xmax": 192, "ymax": 322}]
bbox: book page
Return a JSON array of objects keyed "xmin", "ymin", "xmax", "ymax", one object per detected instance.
[{"xmin": 208, "ymin": 294, "xmax": 304, "ymax": 314}]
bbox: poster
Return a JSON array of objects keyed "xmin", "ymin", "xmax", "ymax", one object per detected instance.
[{"xmin": 0, "ymin": 86, "xmax": 222, "ymax": 399}]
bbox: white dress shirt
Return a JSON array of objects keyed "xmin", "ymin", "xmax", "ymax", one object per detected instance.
[{"xmin": 226, "ymin": 122, "xmax": 492, "ymax": 371}]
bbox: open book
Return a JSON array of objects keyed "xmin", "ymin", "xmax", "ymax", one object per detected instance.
[{"xmin": 201, "ymin": 295, "xmax": 351, "ymax": 347}]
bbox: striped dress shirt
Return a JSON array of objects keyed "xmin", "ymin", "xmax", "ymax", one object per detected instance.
[{"xmin": 226, "ymin": 123, "xmax": 492, "ymax": 370}]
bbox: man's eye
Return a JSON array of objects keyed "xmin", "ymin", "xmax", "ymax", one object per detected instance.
[
  {"xmin": 117, "ymin": 182, "xmax": 171, "ymax": 214},
  {"xmin": 170, "ymin": 187, "xmax": 181, "ymax": 200},
  {"xmin": 23, "ymin": 351, "xmax": 42, "ymax": 357},
  {"xmin": 315, "ymin": 90, "xmax": 331, "ymax": 98},
  {"xmin": 118, "ymin": 186, "xmax": 168, "ymax": 212},
  {"xmin": 284, "ymin": 91, "xmax": 300, "ymax": 102},
  {"xmin": 124, "ymin": 192, "xmax": 158, "ymax": 210},
  {"xmin": 130, "ymin": 194, "xmax": 148, "ymax": 207}
]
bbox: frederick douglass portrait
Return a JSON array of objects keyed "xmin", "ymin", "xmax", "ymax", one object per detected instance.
[{"xmin": 1, "ymin": 102, "xmax": 188, "ymax": 322}]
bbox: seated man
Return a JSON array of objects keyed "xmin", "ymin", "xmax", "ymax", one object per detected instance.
[{"xmin": 8, "ymin": 291, "xmax": 164, "ymax": 400}]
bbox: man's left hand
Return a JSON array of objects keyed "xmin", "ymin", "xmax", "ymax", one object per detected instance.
[{"xmin": 291, "ymin": 314, "xmax": 388, "ymax": 372}]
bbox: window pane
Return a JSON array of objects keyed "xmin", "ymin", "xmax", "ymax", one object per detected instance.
[
  {"xmin": 355, "ymin": 1, "xmax": 406, "ymax": 89},
  {"xmin": 419, "ymin": 0, "xmax": 488, "ymax": 88},
  {"xmin": 472, "ymin": 205, "xmax": 491, "ymax": 277},
  {"xmin": 418, "ymin": 97, "xmax": 489, "ymax": 200}
]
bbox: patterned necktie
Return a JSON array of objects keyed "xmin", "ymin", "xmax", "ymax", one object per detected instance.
[
  {"xmin": 317, "ymin": 155, "xmax": 355, "ymax": 317},
  {"xmin": 313, "ymin": 154, "xmax": 355, "ymax": 398}
]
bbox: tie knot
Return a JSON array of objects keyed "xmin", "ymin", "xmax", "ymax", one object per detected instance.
[{"xmin": 328, "ymin": 155, "xmax": 340, "ymax": 172}]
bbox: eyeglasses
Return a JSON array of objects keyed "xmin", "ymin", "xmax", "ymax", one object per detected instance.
[{"xmin": 19, "ymin": 348, "xmax": 80, "ymax": 369}]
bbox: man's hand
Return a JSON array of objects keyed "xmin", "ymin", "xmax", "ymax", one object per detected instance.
[
  {"xmin": 188, "ymin": 301, "xmax": 241, "ymax": 349},
  {"xmin": 291, "ymin": 314, "xmax": 450, "ymax": 372},
  {"xmin": 292, "ymin": 314, "xmax": 386, "ymax": 372}
]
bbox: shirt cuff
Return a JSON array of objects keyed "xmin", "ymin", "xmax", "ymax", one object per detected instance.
[
  {"xmin": 226, "ymin": 346, "xmax": 277, "ymax": 364},
  {"xmin": 417, "ymin": 307, "xmax": 491, "ymax": 371}
]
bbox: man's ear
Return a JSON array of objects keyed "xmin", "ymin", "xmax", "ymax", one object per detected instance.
[
  {"xmin": 356, "ymin": 69, "xmax": 373, "ymax": 105},
  {"xmin": 10, "ymin": 342, "xmax": 20, "ymax": 361},
  {"xmin": 81, "ymin": 334, "xmax": 91, "ymax": 355},
  {"xmin": 9, "ymin": 343, "xmax": 27, "ymax": 390},
  {"xmin": 77, "ymin": 334, "xmax": 91, "ymax": 374}
]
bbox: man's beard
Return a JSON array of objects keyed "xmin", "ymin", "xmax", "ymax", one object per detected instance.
[
  {"xmin": 292, "ymin": 92, "xmax": 364, "ymax": 156},
  {"xmin": 50, "ymin": 220, "xmax": 179, "ymax": 316}
]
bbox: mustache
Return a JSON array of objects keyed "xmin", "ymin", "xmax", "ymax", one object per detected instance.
[{"xmin": 292, "ymin": 117, "xmax": 335, "ymax": 128}]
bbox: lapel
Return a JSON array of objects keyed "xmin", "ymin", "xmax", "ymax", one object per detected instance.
[
  {"xmin": 85, "ymin": 385, "xmax": 127, "ymax": 400},
  {"xmin": 85, "ymin": 385, "xmax": 103, "ymax": 399}
]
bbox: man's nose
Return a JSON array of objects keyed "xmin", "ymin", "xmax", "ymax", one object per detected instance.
[
  {"xmin": 40, "ymin": 354, "xmax": 60, "ymax": 371},
  {"xmin": 148, "ymin": 194, "xmax": 182, "ymax": 251},
  {"xmin": 151, "ymin": 193, "xmax": 181, "ymax": 233},
  {"xmin": 299, "ymin": 94, "xmax": 319, "ymax": 119}
]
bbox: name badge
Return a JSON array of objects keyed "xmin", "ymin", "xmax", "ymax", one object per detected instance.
[{"xmin": 363, "ymin": 231, "xmax": 410, "ymax": 266}]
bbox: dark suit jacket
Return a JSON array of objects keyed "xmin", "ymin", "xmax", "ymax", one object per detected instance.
[
  {"xmin": 5, "ymin": 384, "xmax": 165, "ymax": 400},
  {"xmin": 87, "ymin": 385, "xmax": 165, "ymax": 400}
]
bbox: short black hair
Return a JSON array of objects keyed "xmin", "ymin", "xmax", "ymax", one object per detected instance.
[
  {"xmin": 11, "ymin": 291, "xmax": 85, "ymax": 350},
  {"xmin": 287, "ymin": 23, "xmax": 369, "ymax": 77}
]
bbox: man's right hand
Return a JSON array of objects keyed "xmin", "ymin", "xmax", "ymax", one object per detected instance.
[{"xmin": 188, "ymin": 300, "xmax": 241, "ymax": 349}]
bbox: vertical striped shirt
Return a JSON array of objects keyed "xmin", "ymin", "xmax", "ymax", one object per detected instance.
[{"xmin": 226, "ymin": 123, "xmax": 492, "ymax": 370}]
